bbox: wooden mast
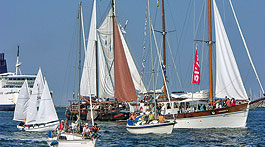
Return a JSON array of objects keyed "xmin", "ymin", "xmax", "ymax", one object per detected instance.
[
  {"xmin": 208, "ymin": 0, "xmax": 213, "ymax": 103},
  {"xmin": 162, "ymin": 0, "xmax": 167, "ymax": 99}
]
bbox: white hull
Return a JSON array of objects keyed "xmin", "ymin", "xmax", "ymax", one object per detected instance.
[
  {"xmin": 48, "ymin": 133, "xmax": 96, "ymax": 147},
  {"xmin": 126, "ymin": 122, "xmax": 175, "ymax": 134},
  {"xmin": 18, "ymin": 121, "xmax": 59, "ymax": 132},
  {"xmin": 170, "ymin": 109, "xmax": 249, "ymax": 128}
]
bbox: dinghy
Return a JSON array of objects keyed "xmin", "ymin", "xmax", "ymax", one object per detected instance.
[{"xmin": 15, "ymin": 68, "xmax": 59, "ymax": 131}]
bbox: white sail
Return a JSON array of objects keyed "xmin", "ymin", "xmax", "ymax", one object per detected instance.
[
  {"xmin": 25, "ymin": 68, "xmax": 45, "ymax": 124},
  {"xmin": 97, "ymin": 9, "xmax": 115, "ymax": 98},
  {"xmin": 213, "ymin": 0, "xmax": 248, "ymax": 100},
  {"xmin": 35, "ymin": 79, "xmax": 58, "ymax": 124},
  {"xmin": 118, "ymin": 25, "xmax": 147, "ymax": 93},
  {"xmin": 13, "ymin": 80, "xmax": 30, "ymax": 121},
  {"xmin": 80, "ymin": 0, "xmax": 97, "ymax": 97}
]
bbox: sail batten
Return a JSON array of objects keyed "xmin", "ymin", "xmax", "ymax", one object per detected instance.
[{"xmin": 213, "ymin": 0, "xmax": 248, "ymax": 100}]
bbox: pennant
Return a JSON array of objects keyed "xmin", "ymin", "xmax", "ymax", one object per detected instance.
[{"xmin": 192, "ymin": 45, "xmax": 200, "ymax": 84}]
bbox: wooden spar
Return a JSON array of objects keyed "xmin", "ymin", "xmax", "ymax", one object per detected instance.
[
  {"xmin": 208, "ymin": 0, "xmax": 213, "ymax": 103},
  {"xmin": 162, "ymin": 0, "xmax": 167, "ymax": 99},
  {"xmin": 78, "ymin": 2, "xmax": 81, "ymax": 130}
]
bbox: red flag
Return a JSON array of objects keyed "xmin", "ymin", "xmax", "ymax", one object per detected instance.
[{"xmin": 192, "ymin": 45, "xmax": 200, "ymax": 84}]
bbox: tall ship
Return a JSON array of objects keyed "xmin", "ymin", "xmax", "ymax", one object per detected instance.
[{"xmin": 0, "ymin": 46, "xmax": 36, "ymax": 111}]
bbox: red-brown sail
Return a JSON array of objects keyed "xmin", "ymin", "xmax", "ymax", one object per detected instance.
[{"xmin": 113, "ymin": 18, "xmax": 137, "ymax": 102}]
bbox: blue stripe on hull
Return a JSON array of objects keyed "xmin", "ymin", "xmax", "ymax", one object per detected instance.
[{"xmin": 0, "ymin": 104, "xmax": 15, "ymax": 111}]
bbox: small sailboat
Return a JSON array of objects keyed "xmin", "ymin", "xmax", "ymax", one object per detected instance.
[
  {"xmin": 15, "ymin": 68, "xmax": 59, "ymax": 131},
  {"xmin": 47, "ymin": 2, "xmax": 97, "ymax": 146},
  {"xmin": 126, "ymin": 114, "xmax": 175, "ymax": 134}
]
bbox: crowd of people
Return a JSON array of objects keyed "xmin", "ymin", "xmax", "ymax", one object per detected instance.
[
  {"xmin": 128, "ymin": 110, "xmax": 166, "ymax": 125},
  {"xmin": 56, "ymin": 120, "xmax": 100, "ymax": 139}
]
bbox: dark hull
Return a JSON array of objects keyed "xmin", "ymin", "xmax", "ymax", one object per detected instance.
[
  {"xmin": 65, "ymin": 109, "xmax": 129, "ymax": 121},
  {"xmin": 97, "ymin": 110, "xmax": 130, "ymax": 121},
  {"xmin": 0, "ymin": 104, "xmax": 15, "ymax": 111}
]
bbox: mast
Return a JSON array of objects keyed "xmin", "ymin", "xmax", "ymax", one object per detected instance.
[
  {"xmin": 15, "ymin": 45, "xmax": 21, "ymax": 75},
  {"xmin": 162, "ymin": 0, "xmax": 167, "ymax": 99},
  {"xmin": 95, "ymin": 40, "xmax": 98, "ymax": 97},
  {"xmin": 78, "ymin": 2, "xmax": 81, "ymax": 130},
  {"xmin": 208, "ymin": 0, "xmax": 213, "ymax": 103}
]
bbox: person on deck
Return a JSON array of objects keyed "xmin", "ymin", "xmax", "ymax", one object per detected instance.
[
  {"xmin": 226, "ymin": 98, "xmax": 231, "ymax": 107},
  {"xmin": 147, "ymin": 112, "xmax": 155, "ymax": 124},
  {"xmin": 212, "ymin": 101, "xmax": 216, "ymax": 109},
  {"xmin": 129, "ymin": 112, "xmax": 137, "ymax": 122},
  {"xmin": 59, "ymin": 120, "xmax": 65, "ymax": 131},
  {"xmin": 90, "ymin": 123, "xmax": 101, "ymax": 138},
  {"xmin": 231, "ymin": 98, "xmax": 236, "ymax": 106},
  {"xmin": 82, "ymin": 123, "xmax": 90, "ymax": 137},
  {"xmin": 158, "ymin": 113, "xmax": 165, "ymax": 123}
]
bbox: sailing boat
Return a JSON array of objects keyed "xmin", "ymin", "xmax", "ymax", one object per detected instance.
[
  {"xmin": 161, "ymin": 0, "xmax": 264, "ymax": 128},
  {"xmin": 47, "ymin": 2, "xmax": 97, "ymax": 147},
  {"xmin": 15, "ymin": 68, "xmax": 59, "ymax": 131},
  {"xmin": 126, "ymin": 0, "xmax": 176, "ymax": 134},
  {"xmin": 66, "ymin": 0, "xmax": 147, "ymax": 121}
]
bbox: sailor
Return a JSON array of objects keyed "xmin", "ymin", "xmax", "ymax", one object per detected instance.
[
  {"xmin": 158, "ymin": 113, "xmax": 165, "ymax": 123},
  {"xmin": 147, "ymin": 112, "xmax": 155, "ymax": 124},
  {"xmin": 90, "ymin": 123, "xmax": 100, "ymax": 138},
  {"xmin": 82, "ymin": 123, "xmax": 90, "ymax": 137},
  {"xmin": 59, "ymin": 120, "xmax": 64, "ymax": 131}
]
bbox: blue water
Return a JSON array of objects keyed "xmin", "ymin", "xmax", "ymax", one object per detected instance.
[{"xmin": 0, "ymin": 108, "xmax": 264, "ymax": 147}]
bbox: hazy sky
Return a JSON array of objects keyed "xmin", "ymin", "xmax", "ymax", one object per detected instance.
[{"xmin": 0, "ymin": 0, "xmax": 264, "ymax": 105}]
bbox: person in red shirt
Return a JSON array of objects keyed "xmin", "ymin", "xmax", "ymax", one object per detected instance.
[
  {"xmin": 59, "ymin": 120, "xmax": 64, "ymax": 131},
  {"xmin": 231, "ymin": 98, "xmax": 236, "ymax": 106},
  {"xmin": 212, "ymin": 101, "xmax": 216, "ymax": 109},
  {"xmin": 226, "ymin": 98, "xmax": 231, "ymax": 107}
]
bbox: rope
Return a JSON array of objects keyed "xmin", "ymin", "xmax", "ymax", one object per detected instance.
[{"xmin": 229, "ymin": 0, "xmax": 264, "ymax": 94}]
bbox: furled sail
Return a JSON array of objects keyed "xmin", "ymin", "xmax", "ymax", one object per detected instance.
[
  {"xmin": 25, "ymin": 68, "xmax": 45, "ymax": 124},
  {"xmin": 114, "ymin": 18, "xmax": 137, "ymax": 102},
  {"xmin": 80, "ymin": 0, "xmax": 97, "ymax": 97},
  {"xmin": 35, "ymin": 79, "xmax": 58, "ymax": 124},
  {"xmin": 213, "ymin": 0, "xmax": 248, "ymax": 100},
  {"xmin": 13, "ymin": 80, "xmax": 30, "ymax": 121}
]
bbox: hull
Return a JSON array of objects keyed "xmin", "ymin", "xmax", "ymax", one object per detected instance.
[
  {"xmin": 0, "ymin": 104, "xmax": 15, "ymax": 111},
  {"xmin": 97, "ymin": 110, "xmax": 129, "ymax": 121},
  {"xmin": 20, "ymin": 121, "xmax": 59, "ymax": 132},
  {"xmin": 126, "ymin": 122, "xmax": 175, "ymax": 134},
  {"xmin": 249, "ymin": 97, "xmax": 265, "ymax": 109},
  {"xmin": 165, "ymin": 103, "xmax": 249, "ymax": 128},
  {"xmin": 48, "ymin": 133, "xmax": 96, "ymax": 147}
]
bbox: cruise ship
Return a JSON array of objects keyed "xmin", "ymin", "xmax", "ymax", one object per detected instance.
[{"xmin": 0, "ymin": 46, "xmax": 36, "ymax": 111}]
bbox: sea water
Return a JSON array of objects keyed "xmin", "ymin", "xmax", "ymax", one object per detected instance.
[{"xmin": 0, "ymin": 107, "xmax": 264, "ymax": 147}]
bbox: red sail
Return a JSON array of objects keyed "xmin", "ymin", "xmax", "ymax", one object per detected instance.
[
  {"xmin": 192, "ymin": 45, "xmax": 200, "ymax": 84},
  {"xmin": 113, "ymin": 18, "xmax": 137, "ymax": 102}
]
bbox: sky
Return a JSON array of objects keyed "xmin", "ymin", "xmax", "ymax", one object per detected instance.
[{"xmin": 0, "ymin": 0, "xmax": 264, "ymax": 105}]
